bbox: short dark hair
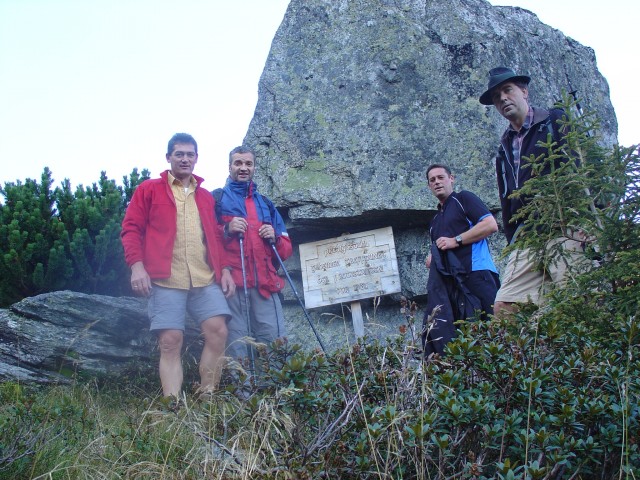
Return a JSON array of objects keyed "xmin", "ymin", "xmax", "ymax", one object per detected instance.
[
  {"xmin": 228, "ymin": 145, "xmax": 255, "ymax": 165},
  {"xmin": 425, "ymin": 164, "xmax": 452, "ymax": 179},
  {"xmin": 167, "ymin": 133, "xmax": 198, "ymax": 156}
]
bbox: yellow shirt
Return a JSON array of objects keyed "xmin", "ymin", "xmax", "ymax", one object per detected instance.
[{"xmin": 153, "ymin": 173, "xmax": 215, "ymax": 289}]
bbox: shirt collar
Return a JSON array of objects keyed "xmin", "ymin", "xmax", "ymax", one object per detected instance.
[
  {"xmin": 507, "ymin": 106, "xmax": 534, "ymax": 134},
  {"xmin": 167, "ymin": 171, "xmax": 196, "ymax": 188},
  {"xmin": 437, "ymin": 192, "xmax": 456, "ymax": 211}
]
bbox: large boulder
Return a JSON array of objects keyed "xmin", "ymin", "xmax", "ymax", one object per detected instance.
[
  {"xmin": 0, "ymin": 291, "xmax": 199, "ymax": 384},
  {"xmin": 244, "ymin": 0, "xmax": 616, "ymax": 330},
  {"xmin": 248, "ymin": 0, "xmax": 615, "ymax": 219}
]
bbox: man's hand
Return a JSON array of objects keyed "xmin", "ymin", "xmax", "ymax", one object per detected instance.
[
  {"xmin": 221, "ymin": 269, "xmax": 236, "ymax": 298},
  {"xmin": 425, "ymin": 253, "xmax": 432, "ymax": 268},
  {"xmin": 258, "ymin": 224, "xmax": 276, "ymax": 242},
  {"xmin": 130, "ymin": 261, "xmax": 152, "ymax": 297},
  {"xmin": 435, "ymin": 236, "xmax": 456, "ymax": 251},
  {"xmin": 227, "ymin": 217, "xmax": 248, "ymax": 236}
]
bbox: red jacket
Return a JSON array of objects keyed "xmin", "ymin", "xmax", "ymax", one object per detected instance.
[
  {"xmin": 121, "ymin": 171, "xmax": 226, "ymax": 282},
  {"xmin": 217, "ymin": 181, "xmax": 293, "ymax": 298}
]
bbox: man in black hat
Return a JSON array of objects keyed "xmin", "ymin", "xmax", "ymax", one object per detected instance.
[{"xmin": 480, "ymin": 67, "xmax": 585, "ymax": 316}]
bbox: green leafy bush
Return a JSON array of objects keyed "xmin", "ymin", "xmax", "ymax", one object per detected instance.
[
  {"xmin": 0, "ymin": 306, "xmax": 637, "ymax": 479},
  {"xmin": 0, "ymin": 168, "xmax": 149, "ymax": 306}
]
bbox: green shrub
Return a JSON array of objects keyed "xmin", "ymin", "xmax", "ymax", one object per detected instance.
[
  {"xmin": 1, "ymin": 306, "xmax": 636, "ymax": 479},
  {"xmin": 0, "ymin": 168, "xmax": 149, "ymax": 306}
]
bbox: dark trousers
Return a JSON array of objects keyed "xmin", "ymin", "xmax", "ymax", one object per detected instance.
[{"xmin": 464, "ymin": 270, "xmax": 500, "ymax": 320}]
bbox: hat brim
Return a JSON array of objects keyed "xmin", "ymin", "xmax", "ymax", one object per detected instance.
[{"xmin": 479, "ymin": 75, "xmax": 531, "ymax": 105}]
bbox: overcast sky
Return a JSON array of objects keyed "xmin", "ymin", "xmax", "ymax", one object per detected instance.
[{"xmin": 1, "ymin": 0, "xmax": 637, "ymax": 192}]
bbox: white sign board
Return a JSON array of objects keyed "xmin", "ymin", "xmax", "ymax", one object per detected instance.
[{"xmin": 299, "ymin": 226, "xmax": 402, "ymax": 309}]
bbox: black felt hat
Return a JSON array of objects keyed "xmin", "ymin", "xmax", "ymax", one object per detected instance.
[{"xmin": 479, "ymin": 67, "xmax": 531, "ymax": 105}]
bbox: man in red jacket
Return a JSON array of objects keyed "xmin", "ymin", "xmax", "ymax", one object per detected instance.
[
  {"xmin": 121, "ymin": 133, "xmax": 235, "ymax": 402},
  {"xmin": 214, "ymin": 146, "xmax": 293, "ymax": 368}
]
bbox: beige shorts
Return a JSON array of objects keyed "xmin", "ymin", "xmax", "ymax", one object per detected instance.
[{"xmin": 495, "ymin": 237, "xmax": 588, "ymax": 305}]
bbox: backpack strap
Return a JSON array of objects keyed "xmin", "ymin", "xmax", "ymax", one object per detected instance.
[
  {"xmin": 450, "ymin": 194, "xmax": 473, "ymax": 229},
  {"xmin": 429, "ymin": 194, "xmax": 472, "ymax": 241},
  {"xmin": 211, "ymin": 188, "xmax": 224, "ymax": 224},
  {"xmin": 538, "ymin": 108, "xmax": 566, "ymax": 144}
]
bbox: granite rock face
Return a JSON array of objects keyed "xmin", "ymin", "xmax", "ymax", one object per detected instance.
[
  {"xmin": 244, "ymin": 0, "xmax": 616, "ymax": 327},
  {"xmin": 0, "ymin": 291, "xmax": 199, "ymax": 384},
  {"xmin": 248, "ymin": 0, "xmax": 615, "ymax": 220}
]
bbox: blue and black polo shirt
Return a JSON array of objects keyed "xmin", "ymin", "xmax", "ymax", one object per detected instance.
[{"xmin": 429, "ymin": 190, "xmax": 498, "ymax": 274}]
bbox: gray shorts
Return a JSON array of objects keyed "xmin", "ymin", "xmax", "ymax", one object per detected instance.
[
  {"xmin": 225, "ymin": 288, "xmax": 286, "ymax": 360},
  {"xmin": 148, "ymin": 283, "xmax": 232, "ymax": 331}
]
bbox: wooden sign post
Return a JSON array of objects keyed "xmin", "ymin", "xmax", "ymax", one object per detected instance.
[
  {"xmin": 350, "ymin": 301, "xmax": 364, "ymax": 337},
  {"xmin": 298, "ymin": 227, "xmax": 401, "ymax": 337}
]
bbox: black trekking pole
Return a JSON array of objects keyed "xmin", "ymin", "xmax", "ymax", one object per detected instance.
[
  {"xmin": 566, "ymin": 77, "xmax": 604, "ymax": 231},
  {"xmin": 238, "ymin": 233, "xmax": 256, "ymax": 375},
  {"xmin": 269, "ymin": 239, "xmax": 327, "ymax": 354},
  {"xmin": 566, "ymin": 76, "xmax": 594, "ymax": 138}
]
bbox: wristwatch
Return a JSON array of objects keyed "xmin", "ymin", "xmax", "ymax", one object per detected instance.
[{"xmin": 455, "ymin": 235, "xmax": 463, "ymax": 247}]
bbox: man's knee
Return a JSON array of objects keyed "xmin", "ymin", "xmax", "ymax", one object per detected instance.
[
  {"xmin": 157, "ymin": 329, "xmax": 184, "ymax": 354},
  {"xmin": 201, "ymin": 315, "xmax": 228, "ymax": 343},
  {"xmin": 494, "ymin": 301, "xmax": 518, "ymax": 318}
]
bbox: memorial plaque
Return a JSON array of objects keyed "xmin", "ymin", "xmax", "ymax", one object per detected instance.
[{"xmin": 299, "ymin": 227, "xmax": 401, "ymax": 309}]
